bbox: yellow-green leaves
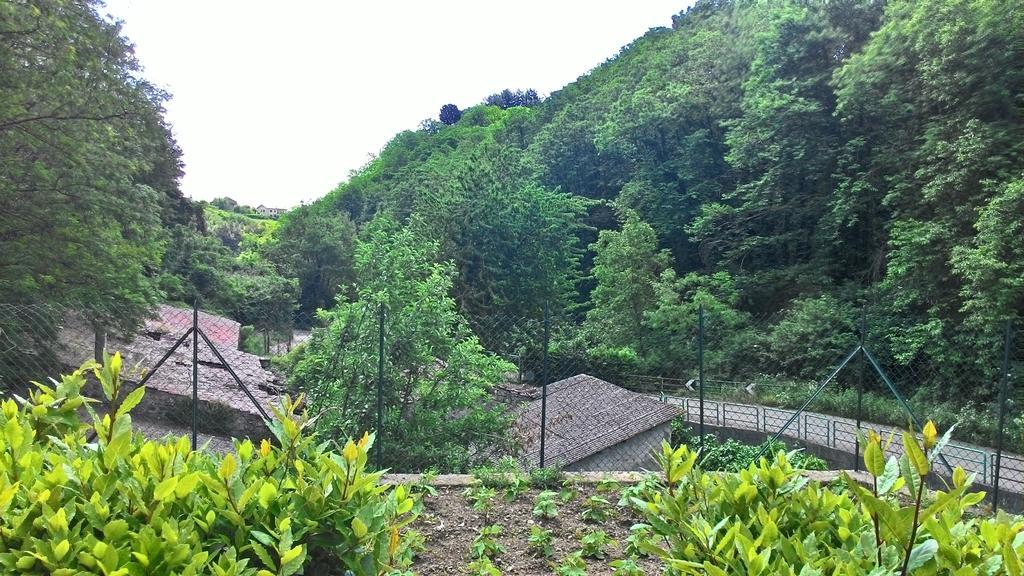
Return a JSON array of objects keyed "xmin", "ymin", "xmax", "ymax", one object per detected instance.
[
  {"xmin": 115, "ymin": 385, "xmax": 146, "ymax": 419},
  {"xmin": 257, "ymin": 481, "xmax": 278, "ymax": 509},
  {"xmin": 342, "ymin": 440, "xmax": 359, "ymax": 464},
  {"xmin": 0, "ymin": 358, "xmax": 418, "ymax": 576},
  {"xmin": 154, "ymin": 476, "xmax": 178, "ymax": 501},
  {"xmin": 863, "ymin": 430, "xmax": 885, "ymax": 477},
  {"xmin": 922, "ymin": 420, "xmax": 938, "ymax": 451},
  {"xmin": 218, "ymin": 453, "xmax": 238, "ymax": 481},
  {"xmin": 902, "ymin": 429, "xmax": 930, "ymax": 478},
  {"xmin": 53, "ymin": 538, "xmax": 70, "ymax": 560},
  {"xmin": 657, "ymin": 441, "xmax": 697, "ymax": 490},
  {"xmin": 351, "ymin": 517, "xmax": 368, "ymax": 539},
  {"xmin": 174, "ymin": 473, "xmax": 201, "ymax": 499}
]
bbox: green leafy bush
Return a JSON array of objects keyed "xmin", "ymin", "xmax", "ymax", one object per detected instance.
[
  {"xmin": 463, "ymin": 485, "xmax": 498, "ymax": 520},
  {"xmin": 554, "ymin": 551, "xmax": 587, "ymax": 576},
  {"xmin": 671, "ymin": 424, "xmax": 827, "ymax": 471},
  {"xmin": 622, "ymin": 523, "xmax": 652, "ymax": 558},
  {"xmin": 637, "ymin": 425, "xmax": 1024, "ymax": 574},
  {"xmin": 581, "ymin": 495, "xmax": 612, "ymax": 523},
  {"xmin": 470, "ymin": 456, "xmax": 524, "ymax": 488},
  {"xmin": 533, "ymin": 490, "xmax": 559, "ymax": 519},
  {"xmin": 609, "ymin": 557, "xmax": 644, "ymax": 576},
  {"xmin": 559, "ymin": 477, "xmax": 580, "ymax": 503},
  {"xmin": 0, "ymin": 355, "xmax": 417, "ymax": 575},
  {"xmin": 527, "ymin": 525, "xmax": 554, "ymax": 558},
  {"xmin": 466, "ymin": 555, "xmax": 501, "ymax": 576},
  {"xmin": 528, "ymin": 465, "xmax": 564, "ymax": 489},
  {"xmin": 579, "ymin": 530, "xmax": 614, "ymax": 559},
  {"xmin": 470, "ymin": 524, "xmax": 505, "ymax": 559},
  {"xmin": 503, "ymin": 474, "xmax": 531, "ymax": 502},
  {"xmin": 617, "ymin": 476, "xmax": 660, "ymax": 512}
]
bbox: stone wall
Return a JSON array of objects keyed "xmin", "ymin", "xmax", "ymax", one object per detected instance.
[{"xmin": 566, "ymin": 423, "xmax": 670, "ymax": 472}]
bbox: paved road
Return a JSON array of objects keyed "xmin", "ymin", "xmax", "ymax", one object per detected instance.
[{"xmin": 659, "ymin": 394, "xmax": 1024, "ymax": 494}]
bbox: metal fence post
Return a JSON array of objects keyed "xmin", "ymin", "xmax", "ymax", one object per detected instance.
[
  {"xmin": 540, "ymin": 301, "xmax": 550, "ymax": 468},
  {"xmin": 993, "ymin": 320, "xmax": 1011, "ymax": 511},
  {"xmin": 855, "ymin": 308, "xmax": 866, "ymax": 471},
  {"xmin": 376, "ymin": 303, "xmax": 385, "ymax": 469},
  {"xmin": 699, "ymin": 304, "xmax": 705, "ymax": 437},
  {"xmin": 191, "ymin": 299, "xmax": 199, "ymax": 451}
]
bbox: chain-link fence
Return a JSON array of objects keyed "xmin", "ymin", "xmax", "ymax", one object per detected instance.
[
  {"xmin": 0, "ymin": 301, "xmax": 305, "ymax": 452},
  {"xmin": 4, "ymin": 297, "xmax": 1021, "ymax": 510},
  {"xmin": 464, "ymin": 305, "xmax": 1023, "ymax": 511}
]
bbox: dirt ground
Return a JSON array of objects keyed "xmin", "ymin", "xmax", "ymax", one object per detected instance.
[{"xmin": 407, "ymin": 483, "xmax": 664, "ymax": 575}]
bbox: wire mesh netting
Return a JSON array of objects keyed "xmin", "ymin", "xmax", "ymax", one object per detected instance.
[
  {"xmin": 3, "ymin": 298, "xmax": 1022, "ymax": 510},
  {"xmin": 0, "ymin": 302, "xmax": 301, "ymax": 452}
]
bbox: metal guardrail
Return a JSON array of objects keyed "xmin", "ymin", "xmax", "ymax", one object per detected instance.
[{"xmin": 663, "ymin": 395, "xmax": 1013, "ymax": 491}]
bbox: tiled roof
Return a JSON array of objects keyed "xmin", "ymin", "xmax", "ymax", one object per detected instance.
[
  {"xmin": 145, "ymin": 304, "xmax": 240, "ymax": 349},
  {"xmin": 512, "ymin": 374, "xmax": 681, "ymax": 469}
]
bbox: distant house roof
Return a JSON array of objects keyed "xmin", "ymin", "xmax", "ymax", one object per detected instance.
[
  {"xmin": 145, "ymin": 304, "xmax": 240, "ymax": 349},
  {"xmin": 56, "ymin": 306, "xmax": 280, "ymax": 419},
  {"xmin": 512, "ymin": 374, "xmax": 681, "ymax": 469}
]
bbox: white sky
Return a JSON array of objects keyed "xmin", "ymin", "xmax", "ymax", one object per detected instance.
[{"xmin": 103, "ymin": 1, "xmax": 691, "ymax": 208}]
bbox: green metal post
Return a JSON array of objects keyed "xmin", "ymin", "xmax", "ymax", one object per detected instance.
[
  {"xmin": 862, "ymin": 347, "xmax": 955, "ymax": 476},
  {"xmin": 376, "ymin": 304, "xmax": 385, "ymax": 469},
  {"xmin": 993, "ymin": 321, "xmax": 1011, "ymax": 511},
  {"xmin": 540, "ymin": 301, "xmax": 550, "ymax": 468},
  {"xmin": 191, "ymin": 299, "xmax": 199, "ymax": 451},
  {"xmin": 855, "ymin": 309, "xmax": 866, "ymax": 471},
  {"xmin": 751, "ymin": 346, "xmax": 862, "ymax": 465},
  {"xmin": 699, "ymin": 304, "xmax": 705, "ymax": 437}
]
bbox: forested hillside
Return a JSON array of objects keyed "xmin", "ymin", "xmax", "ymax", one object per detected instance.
[
  {"xmin": 2, "ymin": 0, "xmax": 1022, "ymax": 443},
  {"xmin": 283, "ymin": 0, "xmax": 1022, "ymax": 402}
]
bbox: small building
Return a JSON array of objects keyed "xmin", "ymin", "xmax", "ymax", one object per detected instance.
[
  {"xmin": 57, "ymin": 305, "xmax": 282, "ymax": 449},
  {"xmin": 512, "ymin": 374, "xmax": 681, "ymax": 471},
  {"xmin": 255, "ymin": 205, "xmax": 286, "ymax": 218}
]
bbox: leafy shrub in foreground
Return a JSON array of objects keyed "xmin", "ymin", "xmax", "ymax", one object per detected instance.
[
  {"xmin": 638, "ymin": 424, "xmax": 1024, "ymax": 575},
  {"xmin": 0, "ymin": 355, "xmax": 417, "ymax": 575}
]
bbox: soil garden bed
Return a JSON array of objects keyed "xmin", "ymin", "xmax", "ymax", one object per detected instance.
[
  {"xmin": 391, "ymin": 470, "xmax": 853, "ymax": 575},
  {"xmin": 410, "ymin": 485, "xmax": 659, "ymax": 575}
]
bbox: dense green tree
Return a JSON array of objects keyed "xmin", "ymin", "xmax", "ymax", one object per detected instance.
[
  {"xmin": 266, "ymin": 206, "xmax": 357, "ymax": 321},
  {"xmin": 484, "ymin": 88, "xmax": 540, "ymax": 109},
  {"xmin": 644, "ymin": 270, "xmax": 755, "ymax": 377},
  {"xmin": 408, "ymin": 143, "xmax": 585, "ymax": 319},
  {"xmin": 210, "ymin": 196, "xmax": 241, "ymax": 212},
  {"xmin": 952, "ymin": 177, "xmax": 1024, "ymax": 329},
  {"xmin": 0, "ymin": 0, "xmax": 184, "ymax": 334},
  {"xmin": 288, "ymin": 216, "xmax": 512, "ymax": 471},
  {"xmin": 583, "ymin": 212, "xmax": 669, "ymax": 357},
  {"xmin": 832, "ymin": 0, "xmax": 1023, "ymax": 385}
]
